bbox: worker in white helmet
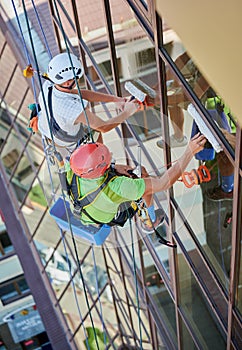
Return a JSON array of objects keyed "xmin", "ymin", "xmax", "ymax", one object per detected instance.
[{"xmin": 37, "ymin": 52, "xmax": 139, "ymax": 156}]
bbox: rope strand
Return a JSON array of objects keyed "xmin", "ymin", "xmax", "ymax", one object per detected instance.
[
  {"xmin": 20, "ymin": 2, "xmax": 98, "ymax": 347},
  {"xmin": 52, "ymin": 0, "xmax": 94, "ymax": 143},
  {"xmin": 128, "ymin": 213, "xmax": 143, "ymax": 349}
]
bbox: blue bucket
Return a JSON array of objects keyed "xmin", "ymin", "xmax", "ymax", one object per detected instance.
[{"xmin": 49, "ymin": 197, "xmax": 111, "ymax": 245}]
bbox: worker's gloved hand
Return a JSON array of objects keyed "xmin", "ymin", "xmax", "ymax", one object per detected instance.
[
  {"xmin": 115, "ymin": 97, "xmax": 128, "ymax": 112},
  {"xmin": 114, "ymin": 164, "xmax": 135, "ymax": 177},
  {"xmin": 123, "ymin": 100, "xmax": 140, "ymax": 116},
  {"xmin": 29, "ymin": 116, "xmax": 39, "ymax": 133},
  {"xmin": 27, "ymin": 103, "xmax": 40, "ymax": 134}
]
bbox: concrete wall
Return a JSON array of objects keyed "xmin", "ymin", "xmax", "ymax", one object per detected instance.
[{"xmin": 156, "ymin": 0, "xmax": 242, "ymax": 126}]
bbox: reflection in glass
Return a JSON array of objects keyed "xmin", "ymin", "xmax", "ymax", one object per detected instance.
[
  {"xmin": 174, "ymin": 214, "xmax": 228, "ymax": 327},
  {"xmin": 146, "ymin": 266, "xmax": 177, "ymax": 346},
  {"xmin": 0, "ymin": 229, "xmax": 14, "ymax": 256},
  {"xmin": 181, "ymin": 319, "xmax": 197, "ymax": 350},
  {"xmin": 236, "ymin": 230, "xmax": 242, "ymax": 316},
  {"xmin": 178, "ymin": 250, "xmax": 226, "ymax": 349}
]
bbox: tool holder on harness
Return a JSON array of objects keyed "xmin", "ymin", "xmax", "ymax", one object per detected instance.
[{"xmin": 181, "ymin": 165, "xmax": 211, "ymax": 188}]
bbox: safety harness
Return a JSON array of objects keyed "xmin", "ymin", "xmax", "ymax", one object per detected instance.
[
  {"xmin": 47, "ymin": 86, "xmax": 89, "ymax": 144},
  {"xmin": 28, "ymin": 86, "xmax": 91, "ymax": 147},
  {"xmin": 66, "ymin": 167, "xmax": 177, "ymax": 247},
  {"xmin": 67, "ymin": 169, "xmax": 138, "ymax": 227}
]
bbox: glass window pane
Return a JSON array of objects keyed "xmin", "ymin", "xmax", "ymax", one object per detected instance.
[
  {"xmin": 0, "ymin": 284, "xmax": 18, "ymax": 302},
  {"xmin": 146, "ymin": 265, "xmax": 177, "ymax": 346},
  {"xmin": 0, "ymin": 231, "xmax": 14, "ymax": 256},
  {"xmin": 178, "ymin": 249, "xmax": 226, "ymax": 349},
  {"xmin": 18, "ymin": 277, "xmax": 30, "ymax": 293},
  {"xmin": 235, "ymin": 177, "xmax": 242, "ymax": 317}
]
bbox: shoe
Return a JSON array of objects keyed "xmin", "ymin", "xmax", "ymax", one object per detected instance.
[
  {"xmin": 140, "ymin": 208, "xmax": 165, "ymax": 234},
  {"xmin": 206, "ymin": 186, "xmax": 233, "ymax": 201},
  {"xmin": 157, "ymin": 135, "xmax": 188, "ymax": 148}
]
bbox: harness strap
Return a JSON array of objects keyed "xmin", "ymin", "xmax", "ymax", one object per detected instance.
[
  {"xmin": 67, "ymin": 170, "xmax": 118, "ymax": 223},
  {"xmin": 47, "ymin": 86, "xmax": 88, "ymax": 143},
  {"xmin": 75, "ymin": 171, "xmax": 117, "ymax": 208}
]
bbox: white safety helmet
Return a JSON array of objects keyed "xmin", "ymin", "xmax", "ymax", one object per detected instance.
[{"xmin": 47, "ymin": 52, "xmax": 84, "ymax": 84}]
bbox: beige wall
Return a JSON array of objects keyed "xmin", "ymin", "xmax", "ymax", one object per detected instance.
[{"xmin": 156, "ymin": 0, "xmax": 242, "ymax": 126}]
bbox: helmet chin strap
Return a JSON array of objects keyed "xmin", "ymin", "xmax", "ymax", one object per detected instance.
[{"xmin": 59, "ymin": 79, "xmax": 77, "ymax": 90}]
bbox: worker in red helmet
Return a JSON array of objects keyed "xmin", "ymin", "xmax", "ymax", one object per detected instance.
[{"xmin": 66, "ymin": 133, "xmax": 206, "ymax": 232}]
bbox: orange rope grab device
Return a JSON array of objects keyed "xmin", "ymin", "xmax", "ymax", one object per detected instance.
[{"xmin": 181, "ymin": 165, "xmax": 211, "ymax": 188}]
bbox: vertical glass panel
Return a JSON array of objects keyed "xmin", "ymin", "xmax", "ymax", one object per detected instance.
[
  {"xmin": 232, "ymin": 314, "xmax": 242, "ymax": 349},
  {"xmin": 236, "ymin": 241, "xmax": 242, "ymax": 315},
  {"xmin": 175, "ymin": 214, "xmax": 228, "ymax": 325},
  {"xmin": 173, "ymin": 178, "xmax": 231, "ymax": 293},
  {"xmin": 141, "ymin": 232, "xmax": 170, "ymax": 279},
  {"xmin": 109, "ymin": 0, "xmax": 163, "ymax": 143},
  {"xmin": 157, "ymin": 23, "xmax": 235, "ymax": 295},
  {"xmin": 177, "ymin": 249, "xmax": 226, "ymax": 349},
  {"xmin": 0, "ymin": 228, "xmax": 14, "ymax": 256},
  {"xmin": 181, "ymin": 319, "xmax": 197, "ymax": 350},
  {"xmin": 145, "ymin": 262, "xmax": 177, "ymax": 346},
  {"xmin": 235, "ymin": 177, "xmax": 242, "ymax": 317}
]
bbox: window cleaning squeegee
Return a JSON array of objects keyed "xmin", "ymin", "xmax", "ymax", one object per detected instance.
[
  {"xmin": 124, "ymin": 81, "xmax": 147, "ymax": 102},
  {"xmin": 187, "ymin": 103, "xmax": 223, "ymax": 153}
]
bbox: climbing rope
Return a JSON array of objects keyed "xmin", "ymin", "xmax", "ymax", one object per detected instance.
[
  {"xmin": 128, "ymin": 211, "xmax": 143, "ymax": 349},
  {"xmin": 29, "ymin": 0, "xmax": 52, "ymax": 59},
  {"xmin": 11, "ymin": 0, "xmax": 39, "ymax": 110},
  {"xmin": 52, "ymin": 0, "xmax": 94, "ymax": 143},
  {"xmin": 91, "ymin": 246, "xmax": 108, "ymax": 348},
  {"xmin": 19, "ymin": 1, "xmax": 98, "ymax": 348}
]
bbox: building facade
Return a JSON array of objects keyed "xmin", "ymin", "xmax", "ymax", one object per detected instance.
[{"xmin": 0, "ymin": 0, "xmax": 241, "ymax": 349}]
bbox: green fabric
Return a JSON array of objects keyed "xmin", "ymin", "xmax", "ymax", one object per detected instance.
[
  {"xmin": 84, "ymin": 327, "xmax": 108, "ymax": 350},
  {"xmin": 205, "ymin": 96, "xmax": 236, "ymax": 132},
  {"xmin": 65, "ymin": 163, "xmax": 145, "ymax": 225},
  {"xmin": 205, "ymin": 96, "xmax": 229, "ymax": 113}
]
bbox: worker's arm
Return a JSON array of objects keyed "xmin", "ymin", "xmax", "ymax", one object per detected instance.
[
  {"xmin": 69, "ymin": 88, "xmax": 126, "ymax": 105},
  {"xmin": 144, "ymin": 133, "xmax": 207, "ymax": 193},
  {"xmin": 74, "ymin": 100, "xmax": 139, "ymax": 133},
  {"xmin": 80, "ymin": 90, "xmax": 126, "ymax": 104}
]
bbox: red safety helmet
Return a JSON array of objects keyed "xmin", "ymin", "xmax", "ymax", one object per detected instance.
[{"xmin": 70, "ymin": 143, "xmax": 112, "ymax": 179}]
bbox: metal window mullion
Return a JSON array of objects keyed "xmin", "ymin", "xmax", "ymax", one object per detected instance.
[
  {"xmin": 116, "ymin": 244, "xmax": 137, "ymax": 344},
  {"xmin": 227, "ymin": 127, "xmax": 242, "ymax": 349},
  {"xmin": 152, "ymin": 7, "xmax": 183, "ymax": 349},
  {"xmin": 141, "ymin": 281, "xmax": 178, "ymax": 349},
  {"xmin": 56, "ymin": 0, "xmax": 112, "ymax": 93},
  {"xmin": 0, "ymin": 40, "xmax": 7, "ymax": 59},
  {"xmin": 71, "ymin": 286, "xmax": 115, "ymax": 346},
  {"xmin": 174, "ymin": 231, "xmax": 228, "ymax": 335},
  {"xmin": 47, "ymin": 0, "xmax": 62, "ymax": 53},
  {"xmin": 70, "ymin": 0, "xmax": 90, "ymax": 89},
  {"xmin": 102, "ymin": 246, "xmax": 124, "ymax": 338},
  {"xmin": 171, "ymin": 197, "xmax": 229, "ymax": 305},
  {"xmin": 137, "ymin": 236, "xmax": 158, "ymax": 349},
  {"xmin": 157, "ymin": 46, "xmax": 235, "ymax": 165},
  {"xmin": 103, "ymin": 0, "xmax": 122, "ymax": 97},
  {"xmin": 0, "ymin": 87, "xmax": 30, "ymax": 155},
  {"xmin": 0, "ymin": 64, "xmax": 18, "ymax": 104},
  {"xmin": 125, "ymin": 0, "xmax": 153, "ymax": 36},
  {"xmin": 125, "ymin": 1, "xmax": 235, "ymax": 166},
  {"xmin": 178, "ymin": 306, "xmax": 210, "ymax": 350}
]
